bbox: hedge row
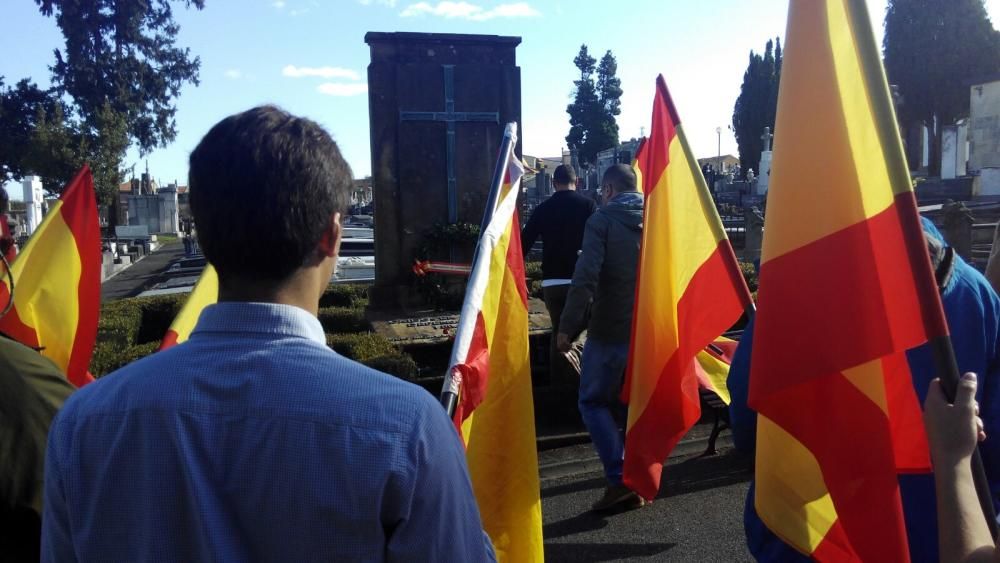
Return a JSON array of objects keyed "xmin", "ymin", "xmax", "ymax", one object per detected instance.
[
  {"xmin": 326, "ymin": 332, "xmax": 417, "ymax": 379},
  {"xmin": 90, "ymin": 283, "xmax": 417, "ymax": 379}
]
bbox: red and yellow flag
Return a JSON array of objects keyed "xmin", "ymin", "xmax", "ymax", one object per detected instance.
[
  {"xmin": 159, "ymin": 264, "xmax": 218, "ymax": 350},
  {"xmin": 447, "ymin": 123, "xmax": 543, "ymax": 563},
  {"xmin": 0, "ymin": 166, "xmax": 100, "ymax": 387},
  {"xmin": 749, "ymin": 1, "xmax": 946, "ymax": 560},
  {"xmin": 624, "ymin": 77, "xmax": 752, "ymax": 501}
]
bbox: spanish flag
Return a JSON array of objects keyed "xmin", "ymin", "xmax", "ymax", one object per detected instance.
[
  {"xmin": 447, "ymin": 123, "xmax": 543, "ymax": 562},
  {"xmin": 158, "ymin": 264, "xmax": 218, "ymax": 349},
  {"xmin": 697, "ymin": 337, "xmax": 738, "ymax": 405},
  {"xmin": 749, "ymin": 0, "xmax": 946, "ymax": 560},
  {"xmin": 0, "ymin": 166, "xmax": 100, "ymax": 387},
  {"xmin": 624, "ymin": 77, "xmax": 752, "ymax": 501}
]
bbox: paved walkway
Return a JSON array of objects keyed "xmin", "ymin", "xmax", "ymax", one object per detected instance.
[
  {"xmin": 541, "ymin": 445, "xmax": 752, "ymax": 562},
  {"xmin": 101, "ymin": 242, "xmax": 186, "ymax": 301}
]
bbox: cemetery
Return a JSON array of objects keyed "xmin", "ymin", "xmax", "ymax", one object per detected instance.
[{"xmin": 4, "ymin": 2, "xmax": 1000, "ymax": 559}]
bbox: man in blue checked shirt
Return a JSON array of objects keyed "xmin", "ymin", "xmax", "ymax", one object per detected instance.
[{"xmin": 41, "ymin": 106, "xmax": 496, "ymax": 562}]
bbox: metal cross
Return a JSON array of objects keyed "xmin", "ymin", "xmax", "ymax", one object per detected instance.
[{"xmin": 400, "ymin": 65, "xmax": 499, "ymax": 222}]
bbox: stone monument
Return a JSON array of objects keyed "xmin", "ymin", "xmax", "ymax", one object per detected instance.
[
  {"xmin": 365, "ymin": 32, "xmax": 522, "ymax": 309},
  {"xmin": 757, "ymin": 127, "xmax": 773, "ymax": 195},
  {"xmin": 127, "ymin": 185, "xmax": 179, "ymax": 234},
  {"xmin": 941, "ymin": 120, "xmax": 969, "ymax": 180},
  {"xmin": 744, "ymin": 206, "xmax": 765, "ymax": 262},
  {"xmin": 21, "ymin": 175, "xmax": 44, "ymax": 236}
]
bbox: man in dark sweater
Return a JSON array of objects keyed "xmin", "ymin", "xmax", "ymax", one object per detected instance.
[
  {"xmin": 557, "ymin": 164, "xmax": 644, "ymax": 512},
  {"xmin": 521, "ymin": 164, "xmax": 597, "ymax": 384}
]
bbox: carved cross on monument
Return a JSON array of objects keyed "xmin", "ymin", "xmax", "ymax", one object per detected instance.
[
  {"xmin": 400, "ymin": 65, "xmax": 500, "ymax": 222},
  {"xmin": 761, "ymin": 126, "xmax": 774, "ymax": 152}
]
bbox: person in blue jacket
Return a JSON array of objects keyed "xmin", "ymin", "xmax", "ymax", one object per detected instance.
[{"xmin": 728, "ymin": 218, "xmax": 1000, "ymax": 561}]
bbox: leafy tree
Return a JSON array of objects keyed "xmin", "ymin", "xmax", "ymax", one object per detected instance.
[
  {"xmin": 566, "ymin": 46, "xmax": 600, "ymax": 163},
  {"xmin": 593, "ymin": 50, "xmax": 623, "ymax": 157},
  {"xmin": 0, "ymin": 78, "xmax": 59, "ymax": 182},
  {"xmin": 86, "ymin": 102, "xmax": 129, "ymax": 206},
  {"xmin": 883, "ymin": 0, "xmax": 1000, "ymax": 173},
  {"xmin": 566, "ymin": 45, "xmax": 623, "ymax": 164},
  {"xmin": 732, "ymin": 38, "xmax": 782, "ymax": 178},
  {"xmin": 20, "ymin": 101, "xmax": 126, "ymax": 205},
  {"xmin": 23, "ymin": 104, "xmax": 87, "ymax": 196},
  {"xmin": 36, "ymin": 0, "xmax": 205, "ymax": 155}
]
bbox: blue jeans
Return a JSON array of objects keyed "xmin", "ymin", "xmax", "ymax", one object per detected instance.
[{"xmin": 578, "ymin": 338, "xmax": 629, "ymax": 486}]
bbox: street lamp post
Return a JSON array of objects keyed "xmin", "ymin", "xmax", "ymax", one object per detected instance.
[{"xmin": 716, "ymin": 126, "xmax": 722, "ymax": 174}]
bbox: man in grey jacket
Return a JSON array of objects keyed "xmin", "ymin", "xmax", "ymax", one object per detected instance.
[{"xmin": 557, "ymin": 163, "xmax": 644, "ymax": 512}]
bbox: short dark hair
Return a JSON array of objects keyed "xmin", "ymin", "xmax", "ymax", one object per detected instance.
[
  {"xmin": 189, "ymin": 106, "xmax": 352, "ymax": 281},
  {"xmin": 602, "ymin": 163, "xmax": 637, "ymax": 194},
  {"xmin": 553, "ymin": 164, "xmax": 577, "ymax": 186}
]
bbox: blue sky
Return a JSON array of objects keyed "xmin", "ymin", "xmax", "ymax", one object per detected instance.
[{"xmin": 2, "ymin": 0, "xmax": 998, "ymax": 197}]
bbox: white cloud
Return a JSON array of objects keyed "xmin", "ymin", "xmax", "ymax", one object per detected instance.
[
  {"xmin": 282, "ymin": 65, "xmax": 360, "ymax": 80},
  {"xmin": 400, "ymin": 1, "xmax": 539, "ymax": 21},
  {"xmin": 224, "ymin": 69, "xmax": 243, "ymax": 79},
  {"xmin": 272, "ymin": 0, "xmax": 286, "ymax": 8},
  {"xmin": 317, "ymin": 83, "xmax": 369, "ymax": 96}
]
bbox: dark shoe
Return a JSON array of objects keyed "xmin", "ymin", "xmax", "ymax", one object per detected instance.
[{"xmin": 591, "ymin": 484, "xmax": 645, "ymax": 513}]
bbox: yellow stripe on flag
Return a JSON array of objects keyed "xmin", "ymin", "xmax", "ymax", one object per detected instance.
[
  {"xmin": 6, "ymin": 199, "xmax": 81, "ymax": 371},
  {"xmin": 160, "ymin": 265, "xmax": 219, "ymax": 349},
  {"xmin": 755, "ymin": 416, "xmax": 839, "ymax": 554},
  {"xmin": 451, "ymin": 130, "xmax": 543, "ymax": 562},
  {"xmin": 762, "ymin": 0, "xmax": 897, "ymax": 262},
  {"xmin": 464, "ymin": 250, "xmax": 543, "ymax": 562}
]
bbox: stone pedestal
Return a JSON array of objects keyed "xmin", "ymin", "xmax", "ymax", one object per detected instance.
[
  {"xmin": 21, "ymin": 176, "xmax": 44, "ymax": 236},
  {"xmin": 365, "ymin": 32, "xmax": 522, "ymax": 310},
  {"xmin": 757, "ymin": 151, "xmax": 772, "ymax": 195},
  {"xmin": 744, "ymin": 207, "xmax": 765, "ymax": 262}
]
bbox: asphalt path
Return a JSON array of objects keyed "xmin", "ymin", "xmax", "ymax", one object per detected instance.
[
  {"xmin": 101, "ymin": 241, "xmax": 185, "ymax": 301},
  {"xmin": 541, "ymin": 446, "xmax": 754, "ymax": 562}
]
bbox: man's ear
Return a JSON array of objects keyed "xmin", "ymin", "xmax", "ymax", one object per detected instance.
[{"xmin": 317, "ymin": 212, "xmax": 342, "ymax": 258}]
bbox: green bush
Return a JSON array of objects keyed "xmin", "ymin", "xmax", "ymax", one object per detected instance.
[
  {"xmin": 529, "ymin": 279, "xmax": 544, "ymax": 299},
  {"xmin": 91, "ymin": 295, "xmax": 185, "ymax": 375},
  {"xmin": 362, "ymin": 354, "xmax": 418, "ymax": 379},
  {"xmin": 319, "ymin": 283, "xmax": 370, "ymax": 308},
  {"xmin": 739, "ymin": 261, "xmax": 759, "ymax": 293},
  {"xmin": 525, "ymin": 261, "xmax": 543, "ymax": 281},
  {"xmin": 89, "ymin": 287, "xmax": 421, "ymax": 381},
  {"xmin": 91, "ymin": 341, "xmax": 160, "ymax": 376},
  {"xmin": 325, "ymin": 332, "xmax": 417, "ymax": 380},
  {"xmin": 326, "ymin": 332, "xmax": 397, "ymax": 360},
  {"xmin": 317, "ymin": 306, "xmax": 369, "ymax": 334}
]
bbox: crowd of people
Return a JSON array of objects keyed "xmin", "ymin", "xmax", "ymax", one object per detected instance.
[{"xmin": 1, "ymin": 105, "xmax": 998, "ymax": 561}]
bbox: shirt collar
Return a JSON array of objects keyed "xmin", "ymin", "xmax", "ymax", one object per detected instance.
[{"xmin": 192, "ymin": 302, "xmax": 327, "ymax": 345}]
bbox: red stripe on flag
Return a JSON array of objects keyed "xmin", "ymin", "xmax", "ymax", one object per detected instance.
[
  {"xmin": 62, "ymin": 166, "xmax": 100, "ymax": 386},
  {"xmin": 882, "ymin": 351, "xmax": 932, "ymax": 472},
  {"xmin": 623, "ymin": 240, "xmax": 749, "ymax": 500},
  {"xmin": 159, "ymin": 330, "xmax": 180, "ymax": 351},
  {"xmin": 757, "ymin": 372, "xmax": 911, "ymax": 562},
  {"xmin": 639, "ymin": 76, "xmax": 680, "ymax": 196},
  {"xmin": 750, "ymin": 195, "xmax": 937, "ymax": 405},
  {"xmin": 506, "ymin": 214, "xmax": 528, "ymax": 307},
  {"xmin": 453, "ymin": 312, "xmax": 490, "ymax": 432},
  {"xmin": 0, "ymin": 288, "xmax": 39, "ymax": 348},
  {"xmin": 810, "ymin": 519, "xmax": 859, "ymax": 561}
]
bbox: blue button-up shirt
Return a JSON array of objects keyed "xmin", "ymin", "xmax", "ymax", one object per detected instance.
[{"xmin": 42, "ymin": 302, "xmax": 496, "ymax": 562}]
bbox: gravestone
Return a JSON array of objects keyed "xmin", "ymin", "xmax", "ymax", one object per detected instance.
[
  {"xmin": 757, "ymin": 127, "xmax": 773, "ymax": 195},
  {"xmin": 365, "ymin": 32, "xmax": 522, "ymax": 309},
  {"xmin": 21, "ymin": 176, "xmax": 44, "ymax": 236},
  {"xmin": 744, "ymin": 206, "xmax": 765, "ymax": 262}
]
